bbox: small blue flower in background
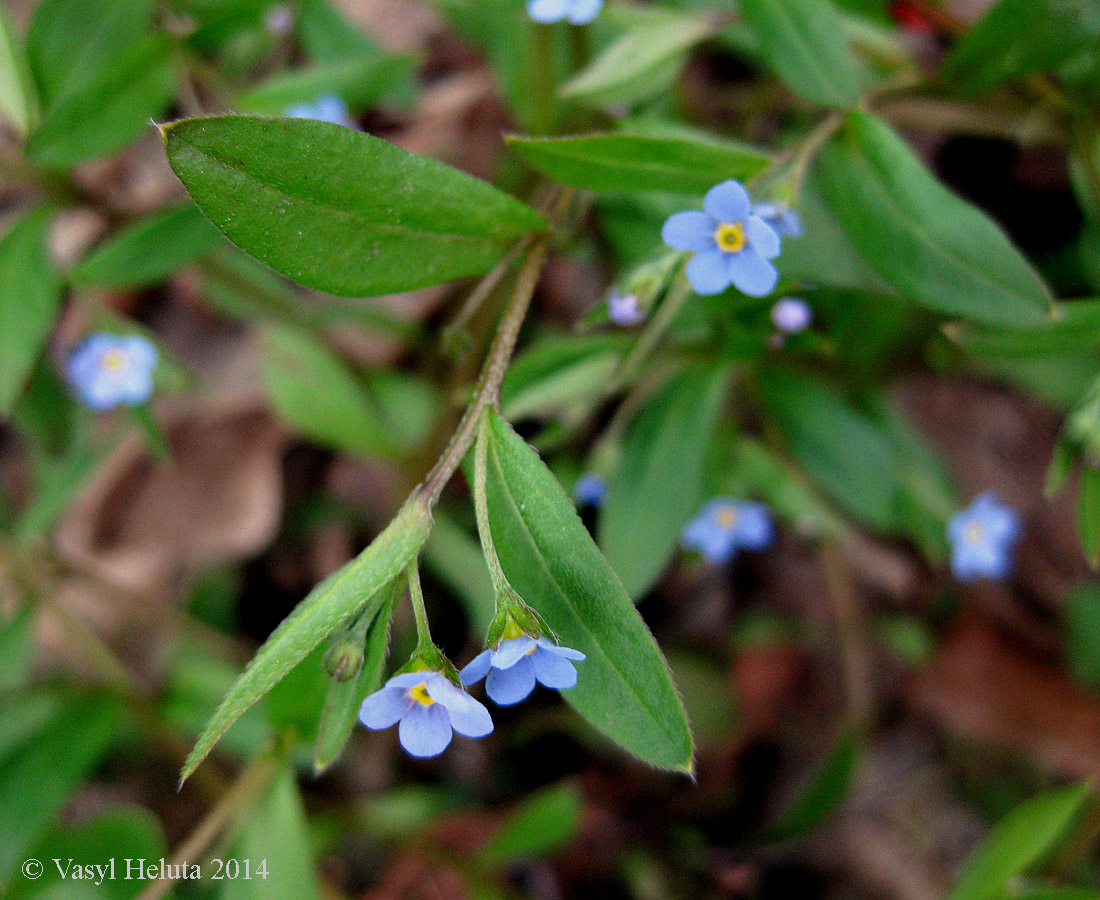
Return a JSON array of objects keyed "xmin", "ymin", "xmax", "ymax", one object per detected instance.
[
  {"xmin": 754, "ymin": 201, "xmax": 803, "ymax": 238},
  {"xmin": 608, "ymin": 290, "xmax": 645, "ymax": 326},
  {"xmin": 461, "ymin": 636, "xmax": 586, "ymax": 706},
  {"xmin": 771, "ymin": 297, "xmax": 812, "ymax": 334},
  {"xmin": 527, "ymin": 0, "xmax": 603, "ymax": 24},
  {"xmin": 65, "ymin": 333, "xmax": 158, "ymax": 412},
  {"xmin": 573, "ymin": 472, "xmax": 607, "ymax": 506},
  {"xmin": 682, "ymin": 497, "xmax": 774, "ymax": 564},
  {"xmin": 947, "ymin": 492, "xmax": 1022, "ymax": 582},
  {"xmin": 662, "ymin": 180, "xmax": 781, "ymax": 297},
  {"xmin": 359, "ymin": 670, "xmax": 493, "ymax": 758},
  {"xmin": 285, "ymin": 93, "xmax": 352, "ymax": 126}
]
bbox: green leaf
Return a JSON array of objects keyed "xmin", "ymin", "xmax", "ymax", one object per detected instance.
[
  {"xmin": 1065, "ymin": 583, "xmax": 1100, "ymax": 691},
  {"xmin": 761, "ymin": 367, "xmax": 900, "ymax": 531},
  {"xmin": 946, "ymin": 784, "xmax": 1089, "ymax": 900},
  {"xmin": 163, "ymin": 115, "xmax": 546, "ymax": 297},
  {"xmin": 737, "ymin": 0, "xmax": 864, "ymax": 108},
  {"xmin": 599, "ymin": 363, "xmax": 730, "ymax": 599},
  {"xmin": 501, "ymin": 334, "xmax": 629, "ymax": 421},
  {"xmin": 1078, "ymin": 466, "xmax": 1100, "ymax": 568},
  {"xmin": 26, "ymin": 34, "xmax": 176, "ymax": 167},
  {"xmin": 260, "ymin": 324, "xmax": 435, "ymax": 459},
  {"xmin": 299, "ymin": 0, "xmax": 385, "ymax": 64},
  {"xmin": 222, "ymin": 766, "xmax": 320, "ymax": 900},
  {"xmin": 0, "ymin": 696, "xmax": 123, "ymax": 882},
  {"xmin": 0, "ymin": 6, "xmax": 36, "ymax": 135},
  {"xmin": 560, "ymin": 15, "xmax": 714, "ymax": 107},
  {"xmin": 313, "ymin": 581, "xmax": 398, "ymax": 773},
  {"xmin": 480, "ymin": 410, "xmax": 693, "ymax": 772},
  {"xmin": 71, "ymin": 204, "xmax": 224, "ymax": 289},
  {"xmin": 237, "ymin": 55, "xmax": 417, "ymax": 115},
  {"xmin": 479, "ymin": 781, "xmax": 582, "ymax": 867},
  {"xmin": 760, "ymin": 727, "xmax": 860, "ymax": 841},
  {"xmin": 816, "ymin": 112, "xmax": 1053, "ymax": 327},
  {"xmin": 0, "ymin": 206, "xmax": 62, "ymax": 418},
  {"xmin": 507, "ymin": 133, "xmax": 769, "ymax": 195},
  {"xmin": 180, "ymin": 498, "xmax": 432, "ymax": 784},
  {"xmin": 0, "ymin": 604, "xmax": 34, "ymax": 692},
  {"xmin": 952, "ymin": 299, "xmax": 1100, "ymax": 359}
]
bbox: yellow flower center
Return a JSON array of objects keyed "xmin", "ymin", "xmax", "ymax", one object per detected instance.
[
  {"xmin": 715, "ymin": 506, "xmax": 738, "ymax": 529},
  {"xmin": 408, "ymin": 682, "xmax": 435, "ymax": 706},
  {"xmin": 100, "ymin": 351, "xmax": 126, "ymax": 373},
  {"xmin": 714, "ymin": 222, "xmax": 746, "ymax": 253},
  {"xmin": 965, "ymin": 523, "xmax": 984, "ymax": 543}
]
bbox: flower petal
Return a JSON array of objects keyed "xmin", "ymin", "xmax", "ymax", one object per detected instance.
[
  {"xmin": 491, "ymin": 636, "xmax": 536, "ymax": 670},
  {"xmin": 386, "ymin": 671, "xmax": 432, "ymax": 689},
  {"xmin": 535, "ymin": 637, "xmax": 586, "ymax": 660},
  {"xmin": 566, "ymin": 0, "xmax": 602, "ymax": 23},
  {"xmin": 398, "ymin": 702, "xmax": 453, "ymax": 757},
  {"xmin": 359, "ymin": 686, "xmax": 411, "ymax": 730},
  {"xmin": 745, "ymin": 215, "xmax": 781, "ymax": 260},
  {"xmin": 528, "ymin": 0, "xmax": 566, "ymax": 22},
  {"xmin": 726, "ymin": 249, "xmax": 778, "ymax": 297},
  {"xmin": 447, "ymin": 695, "xmax": 494, "ymax": 738},
  {"xmin": 686, "ymin": 249, "xmax": 732, "ymax": 295},
  {"xmin": 486, "ymin": 657, "xmax": 537, "ymax": 705},
  {"xmin": 754, "ymin": 202, "xmax": 802, "ymax": 238},
  {"xmin": 733, "ymin": 502, "xmax": 774, "ymax": 550},
  {"xmin": 460, "ymin": 650, "xmax": 493, "ymax": 686},
  {"xmin": 531, "ymin": 647, "xmax": 578, "ymax": 689},
  {"xmin": 704, "ymin": 180, "xmax": 751, "ymax": 224},
  {"xmin": 699, "ymin": 530, "xmax": 737, "ymax": 564},
  {"xmin": 661, "ymin": 211, "xmax": 717, "ymax": 253}
]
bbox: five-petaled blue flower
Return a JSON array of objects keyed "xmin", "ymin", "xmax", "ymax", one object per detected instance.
[
  {"xmin": 682, "ymin": 498, "xmax": 774, "ymax": 564},
  {"xmin": 608, "ymin": 290, "xmax": 645, "ymax": 326},
  {"xmin": 360, "ymin": 671, "xmax": 493, "ymax": 758},
  {"xmin": 461, "ymin": 637, "xmax": 586, "ymax": 706},
  {"xmin": 286, "ymin": 93, "xmax": 352, "ymax": 126},
  {"xmin": 573, "ymin": 472, "xmax": 607, "ymax": 507},
  {"xmin": 771, "ymin": 297, "xmax": 812, "ymax": 334},
  {"xmin": 65, "ymin": 333, "xmax": 158, "ymax": 412},
  {"xmin": 947, "ymin": 492, "xmax": 1021, "ymax": 582},
  {"xmin": 662, "ymin": 180, "xmax": 781, "ymax": 297},
  {"xmin": 754, "ymin": 201, "xmax": 803, "ymax": 238},
  {"xmin": 527, "ymin": 0, "xmax": 602, "ymax": 24}
]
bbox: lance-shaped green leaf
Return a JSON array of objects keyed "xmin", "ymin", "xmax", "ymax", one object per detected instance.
[
  {"xmin": 946, "ymin": 783, "xmax": 1089, "ymax": 900},
  {"xmin": 0, "ymin": 6, "xmax": 36, "ymax": 135},
  {"xmin": 180, "ymin": 498, "xmax": 432, "ymax": 784},
  {"xmin": 479, "ymin": 410, "xmax": 693, "ymax": 773},
  {"xmin": 237, "ymin": 56, "xmax": 417, "ymax": 115},
  {"xmin": 816, "ymin": 112, "xmax": 1053, "ymax": 328},
  {"xmin": 162, "ymin": 115, "xmax": 547, "ymax": 297},
  {"xmin": 738, "ymin": 0, "xmax": 864, "ymax": 108},
  {"xmin": 0, "ymin": 206, "xmax": 62, "ymax": 418},
  {"xmin": 479, "ymin": 780, "xmax": 582, "ymax": 867},
  {"xmin": 561, "ymin": 14, "xmax": 714, "ymax": 107},
  {"xmin": 951, "ymin": 299, "xmax": 1100, "ymax": 358},
  {"xmin": 71, "ymin": 204, "xmax": 224, "ymax": 289},
  {"xmin": 599, "ymin": 363, "xmax": 730, "ymax": 599},
  {"xmin": 507, "ymin": 133, "xmax": 769, "ymax": 195}
]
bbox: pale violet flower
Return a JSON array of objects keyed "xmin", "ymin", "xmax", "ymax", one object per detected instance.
[
  {"xmin": 771, "ymin": 297, "xmax": 812, "ymax": 334},
  {"xmin": 754, "ymin": 201, "xmax": 802, "ymax": 238},
  {"xmin": 285, "ymin": 93, "xmax": 352, "ymax": 126},
  {"xmin": 527, "ymin": 0, "xmax": 602, "ymax": 24},
  {"xmin": 264, "ymin": 4, "xmax": 293, "ymax": 34},
  {"xmin": 682, "ymin": 498, "xmax": 774, "ymax": 564},
  {"xmin": 461, "ymin": 637, "xmax": 586, "ymax": 706},
  {"xmin": 947, "ymin": 492, "xmax": 1021, "ymax": 582},
  {"xmin": 662, "ymin": 180, "xmax": 781, "ymax": 297},
  {"xmin": 359, "ymin": 671, "xmax": 493, "ymax": 758},
  {"xmin": 65, "ymin": 333, "xmax": 158, "ymax": 412},
  {"xmin": 573, "ymin": 472, "xmax": 607, "ymax": 507},
  {"xmin": 608, "ymin": 290, "xmax": 645, "ymax": 326}
]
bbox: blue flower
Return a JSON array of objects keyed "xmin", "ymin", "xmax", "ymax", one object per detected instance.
[
  {"xmin": 662, "ymin": 180, "xmax": 781, "ymax": 297},
  {"xmin": 65, "ymin": 333, "xmax": 158, "ymax": 412},
  {"xmin": 682, "ymin": 498, "xmax": 774, "ymax": 564},
  {"xmin": 573, "ymin": 472, "xmax": 607, "ymax": 507},
  {"xmin": 461, "ymin": 636, "xmax": 586, "ymax": 706},
  {"xmin": 527, "ymin": 0, "xmax": 603, "ymax": 24},
  {"xmin": 359, "ymin": 671, "xmax": 493, "ymax": 758},
  {"xmin": 753, "ymin": 201, "xmax": 803, "ymax": 238},
  {"xmin": 771, "ymin": 297, "xmax": 812, "ymax": 334},
  {"xmin": 285, "ymin": 93, "xmax": 352, "ymax": 126},
  {"xmin": 947, "ymin": 492, "xmax": 1021, "ymax": 582},
  {"xmin": 608, "ymin": 290, "xmax": 645, "ymax": 326}
]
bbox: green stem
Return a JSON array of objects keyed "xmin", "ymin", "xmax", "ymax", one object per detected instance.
[
  {"xmin": 406, "ymin": 561, "xmax": 434, "ymax": 652},
  {"xmin": 472, "ymin": 411, "xmax": 511, "ymax": 598},
  {"xmin": 531, "ymin": 22, "xmax": 556, "ymax": 136}
]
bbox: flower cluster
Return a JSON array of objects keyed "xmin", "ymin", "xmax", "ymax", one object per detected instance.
[
  {"xmin": 682, "ymin": 498, "xmax": 774, "ymax": 564},
  {"xmin": 946, "ymin": 492, "xmax": 1021, "ymax": 582},
  {"xmin": 285, "ymin": 93, "xmax": 353, "ymax": 127},
  {"xmin": 663, "ymin": 181, "xmax": 800, "ymax": 297},
  {"xmin": 65, "ymin": 333, "xmax": 158, "ymax": 411},
  {"xmin": 527, "ymin": 0, "xmax": 603, "ymax": 24}
]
